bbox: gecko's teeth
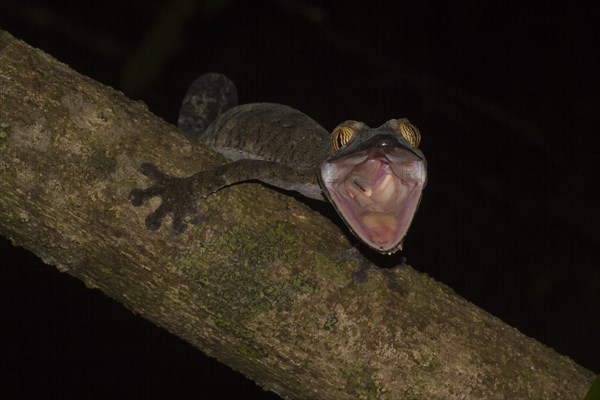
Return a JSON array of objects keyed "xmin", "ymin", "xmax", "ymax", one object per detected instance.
[
  {"xmin": 361, "ymin": 185, "xmax": 373, "ymax": 197},
  {"xmin": 379, "ymin": 173, "xmax": 393, "ymax": 188},
  {"xmin": 347, "ymin": 183, "xmax": 378, "ymax": 210},
  {"xmin": 370, "ymin": 173, "xmax": 395, "ymax": 205}
]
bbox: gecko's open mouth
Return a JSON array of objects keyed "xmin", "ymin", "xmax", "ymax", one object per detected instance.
[{"xmin": 320, "ymin": 147, "xmax": 426, "ymax": 254}]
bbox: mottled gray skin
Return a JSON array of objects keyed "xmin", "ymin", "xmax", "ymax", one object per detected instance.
[
  {"xmin": 201, "ymin": 103, "xmax": 328, "ymax": 170},
  {"xmin": 130, "ymin": 74, "xmax": 330, "ymax": 232}
]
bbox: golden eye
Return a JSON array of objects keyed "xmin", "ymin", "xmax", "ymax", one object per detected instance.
[
  {"xmin": 332, "ymin": 126, "xmax": 355, "ymax": 151},
  {"xmin": 399, "ymin": 120, "xmax": 421, "ymax": 148}
]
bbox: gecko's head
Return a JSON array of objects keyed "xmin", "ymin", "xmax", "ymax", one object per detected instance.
[{"xmin": 319, "ymin": 119, "xmax": 427, "ymax": 254}]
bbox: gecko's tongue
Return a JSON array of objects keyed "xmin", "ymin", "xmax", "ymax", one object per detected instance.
[{"xmin": 320, "ymin": 148, "xmax": 426, "ymax": 254}]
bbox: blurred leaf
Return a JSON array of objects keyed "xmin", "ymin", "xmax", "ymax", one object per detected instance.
[
  {"xmin": 585, "ymin": 375, "xmax": 600, "ymax": 400},
  {"xmin": 120, "ymin": 0, "xmax": 197, "ymax": 96}
]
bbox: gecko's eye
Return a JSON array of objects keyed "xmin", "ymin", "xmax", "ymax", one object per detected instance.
[
  {"xmin": 332, "ymin": 126, "xmax": 355, "ymax": 151},
  {"xmin": 399, "ymin": 120, "xmax": 421, "ymax": 148}
]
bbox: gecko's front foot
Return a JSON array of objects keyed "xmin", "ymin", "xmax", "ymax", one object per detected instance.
[{"xmin": 129, "ymin": 163, "xmax": 201, "ymax": 233}]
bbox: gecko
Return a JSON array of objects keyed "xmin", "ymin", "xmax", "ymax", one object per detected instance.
[{"xmin": 129, "ymin": 73, "xmax": 427, "ymax": 254}]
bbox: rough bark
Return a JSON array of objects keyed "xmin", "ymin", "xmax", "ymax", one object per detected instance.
[{"xmin": 0, "ymin": 30, "xmax": 594, "ymax": 399}]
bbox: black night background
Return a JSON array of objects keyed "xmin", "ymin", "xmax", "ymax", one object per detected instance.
[{"xmin": 1, "ymin": 1, "xmax": 599, "ymax": 398}]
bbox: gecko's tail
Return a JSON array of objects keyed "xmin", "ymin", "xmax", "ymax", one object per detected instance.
[{"xmin": 177, "ymin": 73, "xmax": 238, "ymax": 139}]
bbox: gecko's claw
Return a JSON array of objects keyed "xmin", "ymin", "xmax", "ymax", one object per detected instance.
[
  {"xmin": 129, "ymin": 185, "xmax": 165, "ymax": 206},
  {"xmin": 139, "ymin": 162, "xmax": 164, "ymax": 179},
  {"xmin": 128, "ymin": 189, "xmax": 145, "ymax": 207},
  {"xmin": 172, "ymin": 208, "xmax": 191, "ymax": 233},
  {"xmin": 144, "ymin": 202, "xmax": 168, "ymax": 230},
  {"xmin": 129, "ymin": 164, "xmax": 168, "ymax": 206}
]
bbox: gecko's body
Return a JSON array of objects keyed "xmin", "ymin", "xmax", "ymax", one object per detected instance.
[{"xmin": 130, "ymin": 74, "xmax": 427, "ymax": 254}]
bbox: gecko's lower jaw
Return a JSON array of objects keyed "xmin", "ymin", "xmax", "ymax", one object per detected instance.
[{"xmin": 320, "ymin": 148, "xmax": 426, "ymax": 254}]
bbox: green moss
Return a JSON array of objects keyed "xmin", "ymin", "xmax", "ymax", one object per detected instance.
[
  {"xmin": 323, "ymin": 314, "xmax": 338, "ymax": 330},
  {"xmin": 175, "ymin": 221, "xmax": 317, "ymax": 359},
  {"xmin": 343, "ymin": 360, "xmax": 381, "ymax": 400},
  {"xmin": 0, "ymin": 121, "xmax": 10, "ymax": 141},
  {"xmin": 314, "ymin": 251, "xmax": 352, "ymax": 286},
  {"xmin": 239, "ymin": 342, "xmax": 268, "ymax": 359},
  {"xmin": 178, "ymin": 287, "xmax": 188, "ymax": 301}
]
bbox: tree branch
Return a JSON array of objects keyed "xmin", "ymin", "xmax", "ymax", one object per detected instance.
[{"xmin": 0, "ymin": 30, "xmax": 594, "ymax": 399}]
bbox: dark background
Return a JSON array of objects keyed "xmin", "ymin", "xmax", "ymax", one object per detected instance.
[{"xmin": 1, "ymin": 0, "xmax": 598, "ymax": 398}]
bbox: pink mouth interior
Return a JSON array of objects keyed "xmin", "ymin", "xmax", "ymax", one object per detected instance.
[{"xmin": 321, "ymin": 148, "xmax": 426, "ymax": 253}]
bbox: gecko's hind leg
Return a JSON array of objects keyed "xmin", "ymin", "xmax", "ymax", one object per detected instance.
[{"xmin": 178, "ymin": 73, "xmax": 238, "ymax": 139}]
